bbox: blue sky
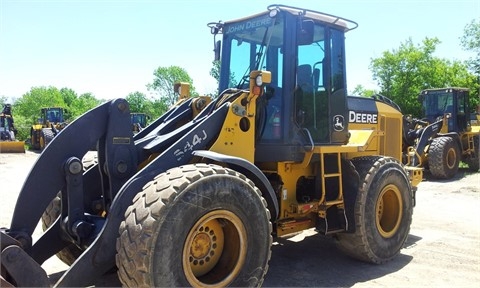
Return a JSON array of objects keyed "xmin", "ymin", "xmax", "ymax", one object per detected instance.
[{"xmin": 0, "ymin": 0, "xmax": 479, "ymax": 102}]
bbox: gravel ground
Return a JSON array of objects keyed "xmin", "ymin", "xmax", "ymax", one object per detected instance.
[{"xmin": 1, "ymin": 151, "xmax": 479, "ymax": 287}]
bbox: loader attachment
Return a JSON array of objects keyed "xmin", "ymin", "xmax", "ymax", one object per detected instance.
[
  {"xmin": 405, "ymin": 117, "xmax": 443, "ymax": 166},
  {"xmin": 1, "ymin": 95, "xmax": 230, "ymax": 287},
  {"xmin": 0, "ymin": 141, "xmax": 25, "ymax": 153},
  {"xmin": 1, "ymin": 103, "xmax": 24, "ymax": 153}
]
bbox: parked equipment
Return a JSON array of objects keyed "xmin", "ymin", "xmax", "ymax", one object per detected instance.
[
  {"xmin": 403, "ymin": 88, "xmax": 480, "ymax": 178},
  {"xmin": 30, "ymin": 107, "xmax": 68, "ymax": 150},
  {"xmin": 0, "ymin": 104, "xmax": 25, "ymax": 153},
  {"xmin": 1, "ymin": 5, "xmax": 423, "ymax": 287},
  {"xmin": 131, "ymin": 112, "xmax": 149, "ymax": 133}
]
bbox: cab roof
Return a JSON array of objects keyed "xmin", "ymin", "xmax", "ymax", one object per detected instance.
[{"xmin": 224, "ymin": 4, "xmax": 358, "ymax": 32}]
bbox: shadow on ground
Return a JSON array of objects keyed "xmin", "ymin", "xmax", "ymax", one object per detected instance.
[
  {"xmin": 422, "ymin": 167, "xmax": 478, "ymax": 183},
  {"xmin": 47, "ymin": 232, "xmax": 420, "ymax": 287},
  {"xmin": 263, "ymin": 232, "xmax": 420, "ymax": 287}
]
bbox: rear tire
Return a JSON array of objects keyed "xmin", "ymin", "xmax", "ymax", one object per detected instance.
[
  {"xmin": 335, "ymin": 157, "xmax": 413, "ymax": 264},
  {"xmin": 428, "ymin": 136, "xmax": 460, "ymax": 179},
  {"xmin": 116, "ymin": 163, "xmax": 272, "ymax": 287}
]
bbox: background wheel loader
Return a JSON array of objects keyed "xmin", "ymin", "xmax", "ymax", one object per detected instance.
[
  {"xmin": 403, "ymin": 87, "xmax": 480, "ymax": 178},
  {"xmin": 0, "ymin": 104, "xmax": 25, "ymax": 153},
  {"xmin": 1, "ymin": 5, "xmax": 422, "ymax": 287},
  {"xmin": 130, "ymin": 112, "xmax": 149, "ymax": 133},
  {"xmin": 30, "ymin": 107, "xmax": 68, "ymax": 151}
]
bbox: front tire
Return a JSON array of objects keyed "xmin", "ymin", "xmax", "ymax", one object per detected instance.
[
  {"xmin": 428, "ymin": 136, "xmax": 460, "ymax": 179},
  {"xmin": 116, "ymin": 163, "xmax": 272, "ymax": 287},
  {"xmin": 40, "ymin": 128, "xmax": 54, "ymax": 150},
  {"xmin": 336, "ymin": 157, "xmax": 413, "ymax": 264}
]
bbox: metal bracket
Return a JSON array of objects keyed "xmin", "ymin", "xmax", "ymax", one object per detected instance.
[{"xmin": 1, "ymin": 237, "xmax": 49, "ymax": 287}]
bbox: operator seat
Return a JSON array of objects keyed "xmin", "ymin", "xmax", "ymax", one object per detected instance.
[
  {"xmin": 49, "ymin": 111, "xmax": 57, "ymax": 122},
  {"xmin": 297, "ymin": 64, "xmax": 313, "ymax": 94},
  {"xmin": 295, "ymin": 64, "xmax": 313, "ymax": 127}
]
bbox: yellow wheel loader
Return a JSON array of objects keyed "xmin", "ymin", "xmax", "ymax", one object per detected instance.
[
  {"xmin": 403, "ymin": 88, "xmax": 480, "ymax": 178},
  {"xmin": 131, "ymin": 112, "xmax": 150, "ymax": 133},
  {"xmin": 1, "ymin": 5, "xmax": 422, "ymax": 287},
  {"xmin": 0, "ymin": 104, "xmax": 25, "ymax": 153},
  {"xmin": 30, "ymin": 107, "xmax": 68, "ymax": 151}
]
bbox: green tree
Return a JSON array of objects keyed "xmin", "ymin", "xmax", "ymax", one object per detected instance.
[
  {"xmin": 149, "ymin": 99, "xmax": 169, "ymax": 120},
  {"xmin": 351, "ymin": 85, "xmax": 377, "ymax": 97},
  {"xmin": 370, "ymin": 37, "xmax": 478, "ymax": 116},
  {"xmin": 8, "ymin": 114, "xmax": 30, "ymax": 141},
  {"xmin": 59, "ymin": 88, "xmax": 78, "ymax": 120},
  {"xmin": 208, "ymin": 60, "xmax": 221, "ymax": 97},
  {"xmin": 69, "ymin": 92, "xmax": 103, "ymax": 118},
  {"xmin": 0, "ymin": 96, "xmax": 8, "ymax": 106},
  {"xmin": 60, "ymin": 88, "xmax": 77, "ymax": 107},
  {"xmin": 147, "ymin": 66, "xmax": 196, "ymax": 106},
  {"xmin": 14, "ymin": 86, "xmax": 66, "ymax": 123},
  {"xmin": 460, "ymin": 19, "xmax": 480, "ymax": 75},
  {"xmin": 210, "ymin": 60, "xmax": 221, "ymax": 84},
  {"xmin": 125, "ymin": 91, "xmax": 151, "ymax": 113},
  {"xmin": 125, "ymin": 91, "xmax": 168, "ymax": 121},
  {"xmin": 209, "ymin": 60, "xmax": 237, "ymax": 97}
]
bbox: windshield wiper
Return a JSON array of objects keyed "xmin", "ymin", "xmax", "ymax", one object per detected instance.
[{"xmin": 236, "ymin": 18, "xmax": 276, "ymax": 89}]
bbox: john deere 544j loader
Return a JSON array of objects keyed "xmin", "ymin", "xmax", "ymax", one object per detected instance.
[{"xmin": 1, "ymin": 5, "xmax": 422, "ymax": 287}]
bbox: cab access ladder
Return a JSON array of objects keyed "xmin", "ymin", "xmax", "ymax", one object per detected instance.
[{"xmin": 316, "ymin": 152, "xmax": 348, "ymax": 234}]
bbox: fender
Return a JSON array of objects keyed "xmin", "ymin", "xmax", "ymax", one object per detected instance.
[
  {"xmin": 192, "ymin": 150, "xmax": 279, "ymax": 221},
  {"xmin": 434, "ymin": 132, "xmax": 462, "ymax": 151}
]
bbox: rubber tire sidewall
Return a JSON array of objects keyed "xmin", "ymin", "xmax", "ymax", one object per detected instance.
[
  {"xmin": 336, "ymin": 157, "xmax": 413, "ymax": 264},
  {"xmin": 41, "ymin": 128, "xmax": 55, "ymax": 147},
  {"xmin": 361, "ymin": 161, "xmax": 412, "ymax": 261},
  {"xmin": 116, "ymin": 164, "xmax": 272, "ymax": 287},
  {"xmin": 154, "ymin": 175, "xmax": 270, "ymax": 287},
  {"xmin": 428, "ymin": 136, "xmax": 460, "ymax": 179}
]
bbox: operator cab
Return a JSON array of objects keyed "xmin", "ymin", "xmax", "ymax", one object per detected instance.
[
  {"xmin": 131, "ymin": 113, "xmax": 148, "ymax": 128},
  {"xmin": 419, "ymin": 88, "xmax": 470, "ymax": 132},
  {"xmin": 42, "ymin": 107, "xmax": 65, "ymax": 124},
  {"xmin": 211, "ymin": 5, "xmax": 357, "ymax": 162}
]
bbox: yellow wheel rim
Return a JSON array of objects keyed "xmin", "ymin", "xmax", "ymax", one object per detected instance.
[
  {"xmin": 39, "ymin": 135, "xmax": 45, "ymax": 150},
  {"xmin": 183, "ymin": 210, "xmax": 247, "ymax": 287},
  {"xmin": 446, "ymin": 147, "xmax": 457, "ymax": 169},
  {"xmin": 376, "ymin": 184, "xmax": 403, "ymax": 238}
]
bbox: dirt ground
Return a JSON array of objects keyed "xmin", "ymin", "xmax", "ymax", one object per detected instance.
[{"xmin": 1, "ymin": 151, "xmax": 479, "ymax": 287}]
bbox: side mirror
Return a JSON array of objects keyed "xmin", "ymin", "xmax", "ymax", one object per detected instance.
[
  {"xmin": 297, "ymin": 20, "xmax": 314, "ymax": 46},
  {"xmin": 214, "ymin": 40, "xmax": 221, "ymax": 61}
]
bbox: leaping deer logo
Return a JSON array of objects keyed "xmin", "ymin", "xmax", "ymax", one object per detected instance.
[{"xmin": 333, "ymin": 115, "xmax": 345, "ymax": 131}]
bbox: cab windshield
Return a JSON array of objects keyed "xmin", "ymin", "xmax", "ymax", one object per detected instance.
[
  {"xmin": 422, "ymin": 92, "xmax": 454, "ymax": 121},
  {"xmin": 219, "ymin": 10, "xmax": 347, "ymax": 145},
  {"xmin": 220, "ymin": 13, "xmax": 282, "ymax": 90}
]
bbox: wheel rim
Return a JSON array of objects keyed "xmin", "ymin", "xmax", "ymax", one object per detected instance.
[
  {"xmin": 375, "ymin": 184, "xmax": 403, "ymax": 238},
  {"xmin": 446, "ymin": 147, "xmax": 457, "ymax": 169},
  {"xmin": 39, "ymin": 135, "xmax": 45, "ymax": 150},
  {"xmin": 183, "ymin": 210, "xmax": 247, "ymax": 287}
]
